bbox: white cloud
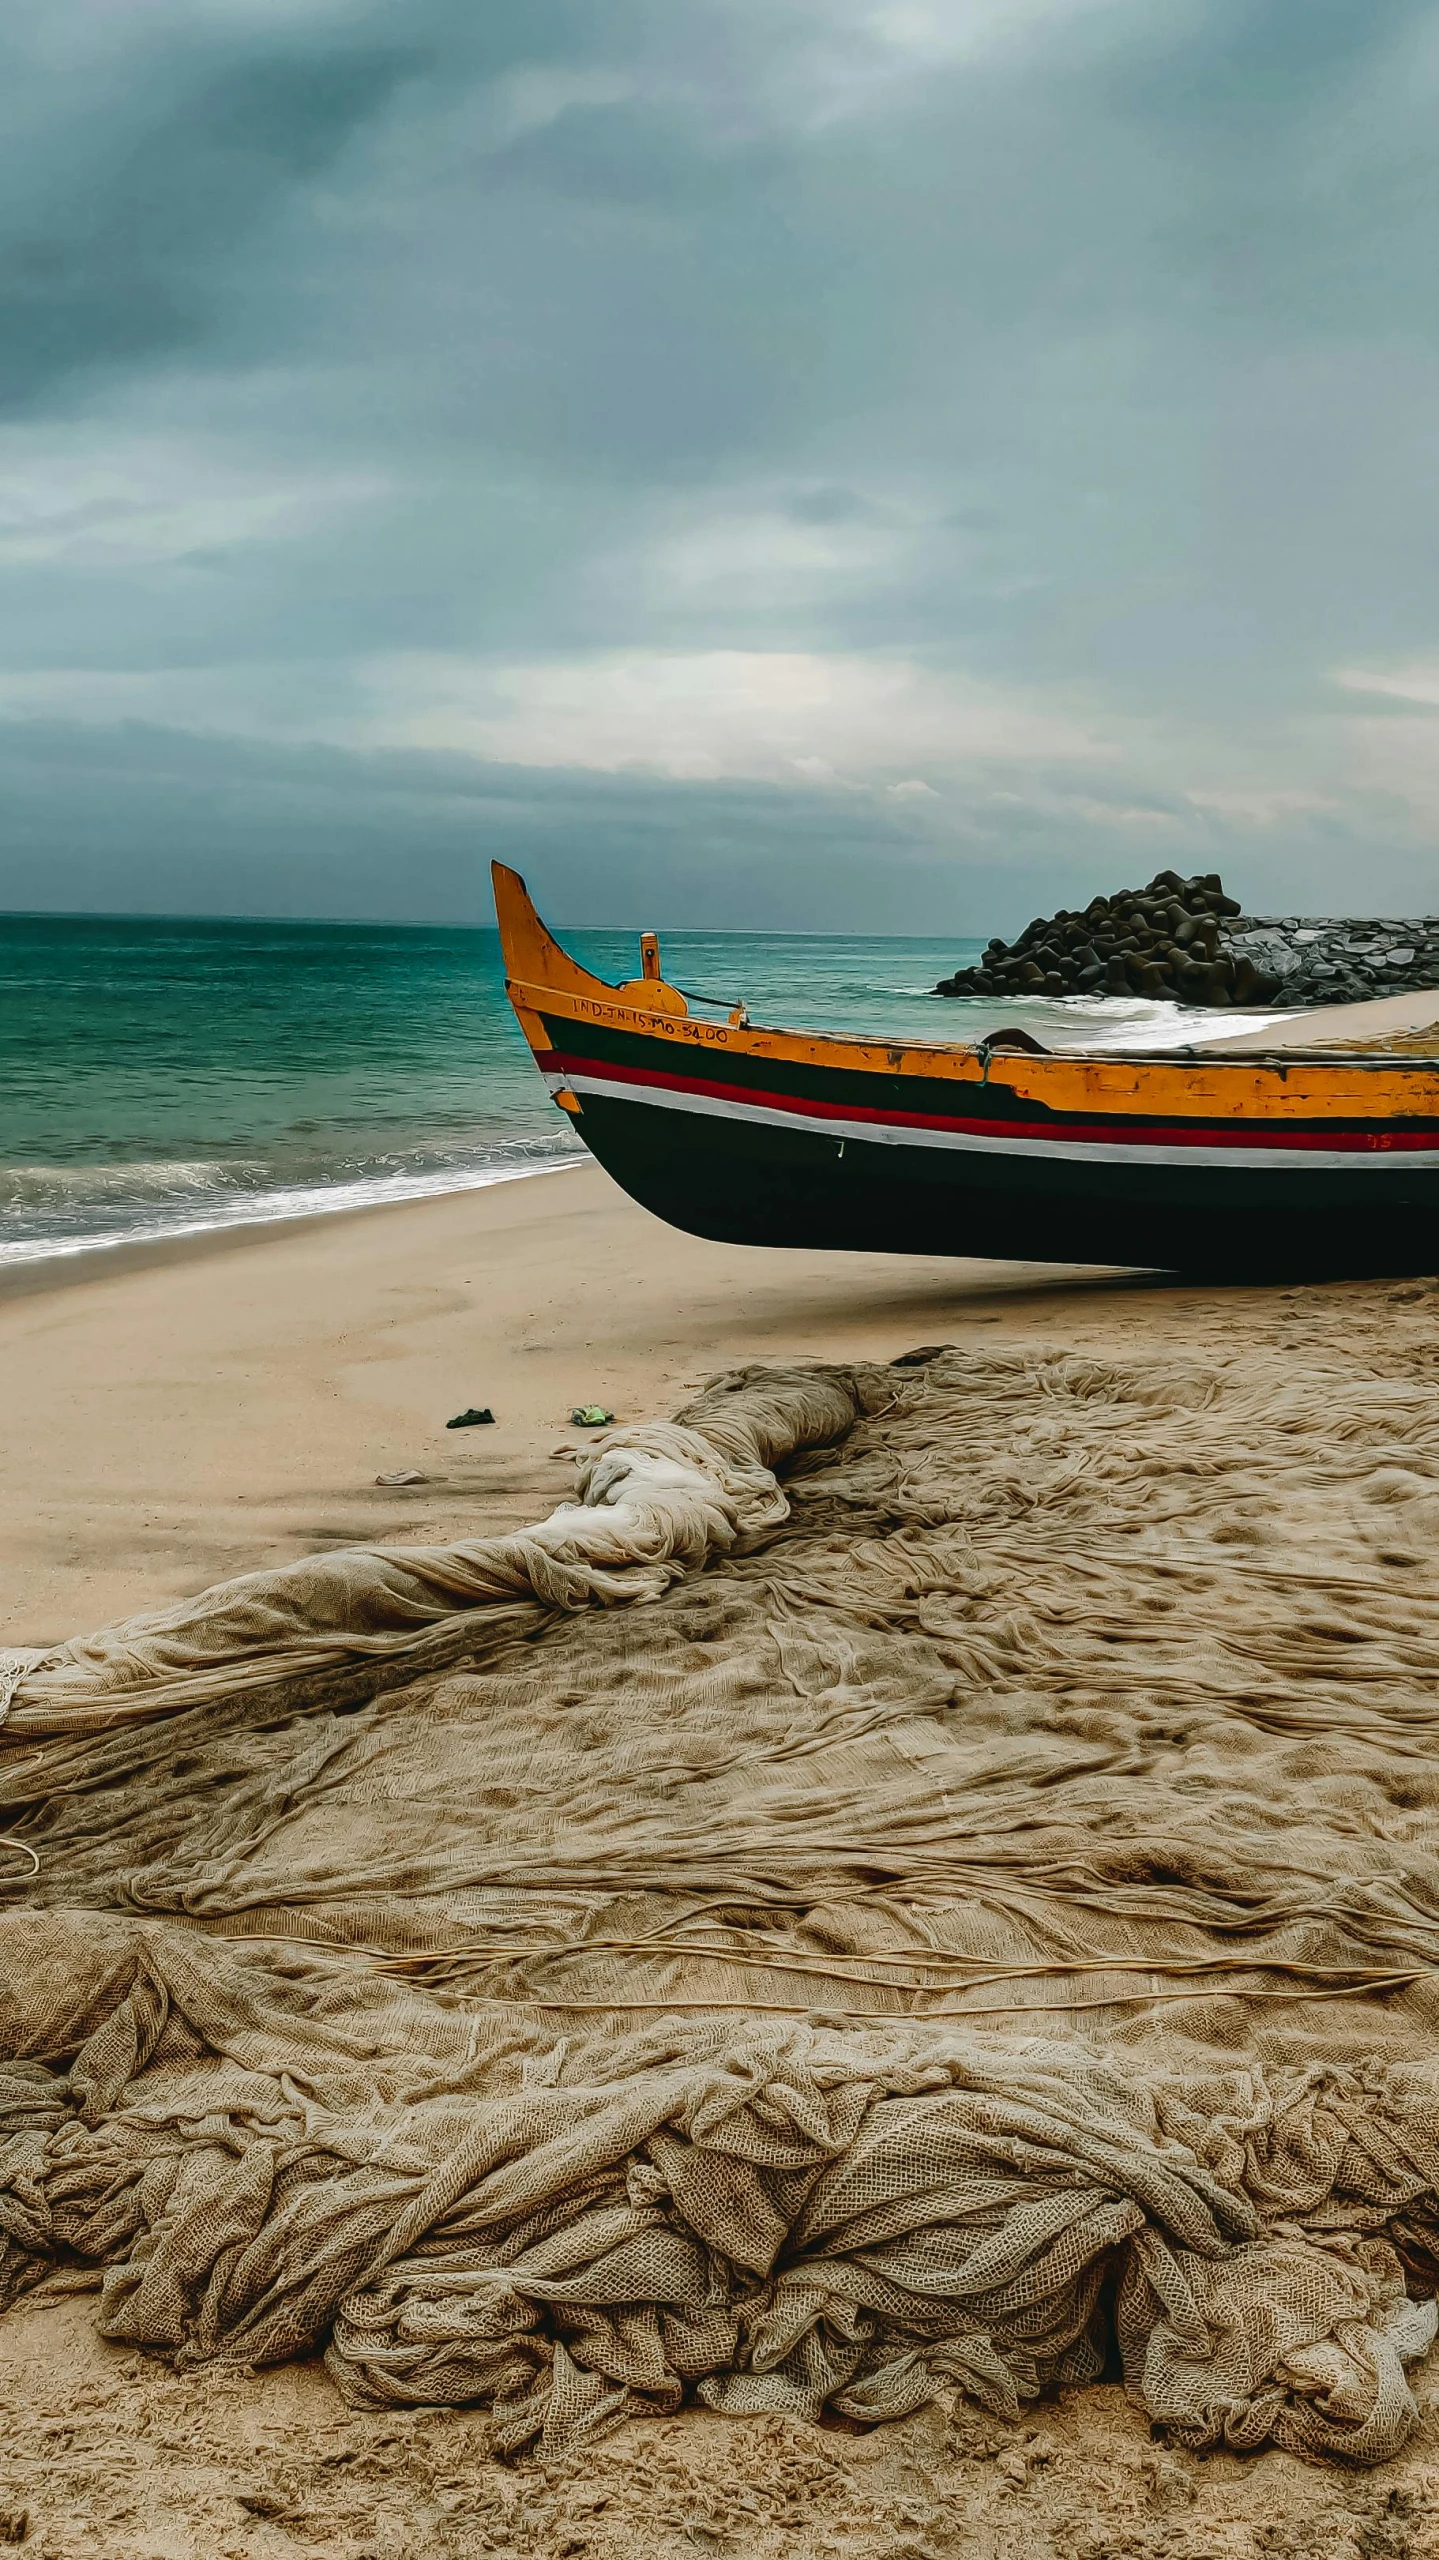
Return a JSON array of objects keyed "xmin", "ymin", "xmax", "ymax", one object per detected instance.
[
  {"xmin": 0, "ymin": 647, "xmax": 1106, "ymax": 799},
  {"xmin": 1336, "ymin": 662, "xmax": 1439, "ymax": 708},
  {"xmin": 860, "ymin": 0, "xmax": 1124, "ymax": 68},
  {"xmin": 0, "ymin": 665, "xmax": 336, "ymax": 734},
  {"xmin": 638, "ymin": 500, "xmax": 913, "ymax": 618},
  {"xmin": 1325, "ymin": 713, "xmax": 1439, "ymax": 829},
  {"xmin": 784, "ymin": 0, "xmax": 1128, "ymax": 133},
  {"xmin": 1063, "ymin": 796, "xmax": 1185, "ymax": 832},
  {"xmin": 1186, "ymin": 785, "xmax": 1340, "ymax": 825},
  {"xmin": 488, "ymin": 66, "xmax": 637, "ymax": 145},
  {"xmin": 359, "ymin": 646, "xmax": 1110, "ymax": 782},
  {"xmin": 1314, "ymin": 665, "xmax": 1439, "ymax": 829},
  {"xmin": 0, "ymin": 423, "xmax": 383, "ymax": 569}
]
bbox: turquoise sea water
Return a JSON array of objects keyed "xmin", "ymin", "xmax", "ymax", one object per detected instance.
[{"xmin": 0, "ymin": 915, "xmax": 1268, "ymax": 1267}]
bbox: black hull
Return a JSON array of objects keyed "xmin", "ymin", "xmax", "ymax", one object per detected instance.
[{"xmin": 575, "ymin": 1092, "xmax": 1439, "ymax": 1281}]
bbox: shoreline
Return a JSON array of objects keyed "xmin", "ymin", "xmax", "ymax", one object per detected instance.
[
  {"xmin": 0, "ymin": 1158, "xmax": 1128, "ymax": 1646},
  {"xmin": 0, "ymin": 1157, "xmax": 583, "ymax": 1300},
  {"xmin": 0, "ymin": 1153, "xmax": 584, "ymax": 1304}
]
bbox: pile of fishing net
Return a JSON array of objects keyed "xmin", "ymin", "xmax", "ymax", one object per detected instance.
[{"xmin": 5, "ymin": 1344, "xmax": 1439, "ymax": 2465}]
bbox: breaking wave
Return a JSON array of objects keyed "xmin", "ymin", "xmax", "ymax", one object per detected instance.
[{"xmin": 0, "ymin": 1133, "xmax": 583, "ymax": 1268}]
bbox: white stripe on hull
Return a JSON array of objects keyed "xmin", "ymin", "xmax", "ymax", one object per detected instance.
[{"xmin": 545, "ymin": 1070, "xmax": 1439, "ymax": 1175}]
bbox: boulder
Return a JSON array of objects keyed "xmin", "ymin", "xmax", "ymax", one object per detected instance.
[
  {"xmin": 934, "ymin": 874, "xmax": 1439, "ymax": 1010},
  {"xmin": 935, "ymin": 871, "xmax": 1259, "ymax": 1006}
]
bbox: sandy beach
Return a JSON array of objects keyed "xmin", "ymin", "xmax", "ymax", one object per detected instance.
[
  {"xmin": 10, "ymin": 0, "xmax": 1439, "ymax": 2537},
  {"xmin": 9, "ymin": 1174, "xmax": 1439, "ymax": 2554},
  {"xmin": 0, "ymin": 1160, "xmax": 1125, "ymax": 1647}
]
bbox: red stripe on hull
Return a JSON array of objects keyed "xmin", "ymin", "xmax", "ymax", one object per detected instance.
[{"xmin": 537, "ymin": 1049, "xmax": 1439, "ymax": 1156}]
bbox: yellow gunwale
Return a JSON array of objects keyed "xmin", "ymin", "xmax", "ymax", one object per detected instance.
[{"xmin": 493, "ymin": 865, "xmax": 1439, "ymax": 1128}]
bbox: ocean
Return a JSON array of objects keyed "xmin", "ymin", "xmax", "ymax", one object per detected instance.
[{"xmin": 1, "ymin": 913, "xmax": 1264, "ymax": 1269}]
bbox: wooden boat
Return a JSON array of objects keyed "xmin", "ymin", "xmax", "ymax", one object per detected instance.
[{"xmin": 494, "ymin": 863, "xmax": 1439, "ymax": 1278}]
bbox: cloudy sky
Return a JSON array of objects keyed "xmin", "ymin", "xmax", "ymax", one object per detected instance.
[{"xmin": 5, "ymin": 0, "xmax": 1439, "ymax": 928}]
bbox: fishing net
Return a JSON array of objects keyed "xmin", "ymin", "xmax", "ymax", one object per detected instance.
[{"xmin": 4, "ymin": 1341, "xmax": 1439, "ymax": 2466}]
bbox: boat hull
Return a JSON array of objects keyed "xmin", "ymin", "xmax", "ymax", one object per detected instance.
[
  {"xmin": 492, "ymin": 864, "xmax": 1439, "ymax": 1280},
  {"xmin": 554, "ymin": 1082, "xmax": 1439, "ymax": 1278}
]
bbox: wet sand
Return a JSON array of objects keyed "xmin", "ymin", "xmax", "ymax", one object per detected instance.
[{"xmin": 0, "ymin": 1159, "xmax": 1125, "ymax": 1645}]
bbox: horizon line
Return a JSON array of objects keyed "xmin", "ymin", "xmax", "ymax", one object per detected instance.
[{"xmin": 0, "ymin": 908, "xmax": 986, "ymax": 939}]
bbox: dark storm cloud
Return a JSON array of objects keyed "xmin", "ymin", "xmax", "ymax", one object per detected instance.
[
  {"xmin": 0, "ymin": 20, "xmax": 424, "ymax": 410},
  {"xmin": 0, "ymin": 715, "xmax": 987, "ymax": 930},
  {"xmin": 6, "ymin": 714, "xmax": 1427, "ymax": 932},
  {"xmin": 4, "ymin": 0, "xmax": 1439, "ymax": 922}
]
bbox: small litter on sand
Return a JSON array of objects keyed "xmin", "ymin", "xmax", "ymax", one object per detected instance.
[
  {"xmin": 375, "ymin": 1469, "xmax": 428, "ymax": 1487},
  {"xmin": 446, "ymin": 1407, "xmax": 495, "ymax": 1428},
  {"xmin": 570, "ymin": 1403, "xmax": 615, "ymax": 1426}
]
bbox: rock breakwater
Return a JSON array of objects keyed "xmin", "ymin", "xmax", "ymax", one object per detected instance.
[
  {"xmin": 1226, "ymin": 914, "xmax": 1439, "ymax": 1008},
  {"xmin": 935, "ymin": 870, "xmax": 1439, "ymax": 1009}
]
